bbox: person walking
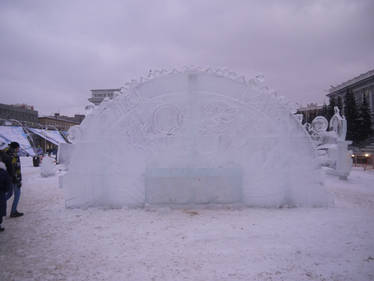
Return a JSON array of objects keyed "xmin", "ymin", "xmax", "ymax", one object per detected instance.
[{"xmin": 2, "ymin": 142, "xmax": 24, "ymax": 218}]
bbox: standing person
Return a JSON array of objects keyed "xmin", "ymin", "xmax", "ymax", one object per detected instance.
[
  {"xmin": 2, "ymin": 142, "xmax": 24, "ymax": 218},
  {"xmin": 0, "ymin": 142, "xmax": 12, "ymax": 231}
]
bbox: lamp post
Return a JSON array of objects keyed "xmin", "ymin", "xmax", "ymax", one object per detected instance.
[
  {"xmin": 351, "ymin": 154, "xmax": 356, "ymax": 167},
  {"xmin": 364, "ymin": 153, "xmax": 370, "ymax": 170},
  {"xmin": 44, "ymin": 125, "xmax": 47, "ymax": 154}
]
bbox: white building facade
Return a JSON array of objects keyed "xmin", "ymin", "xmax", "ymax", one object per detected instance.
[
  {"xmin": 88, "ymin": 88, "xmax": 122, "ymax": 106},
  {"xmin": 327, "ymin": 69, "xmax": 374, "ymax": 128}
]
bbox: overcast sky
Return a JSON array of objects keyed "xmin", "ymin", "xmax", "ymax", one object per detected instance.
[{"xmin": 1, "ymin": 0, "xmax": 373, "ymax": 116}]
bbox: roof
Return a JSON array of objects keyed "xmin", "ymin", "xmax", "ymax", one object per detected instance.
[
  {"xmin": 0, "ymin": 126, "xmax": 35, "ymax": 156},
  {"xmin": 90, "ymin": 88, "xmax": 121, "ymax": 92},
  {"xmin": 297, "ymin": 103, "xmax": 323, "ymax": 111},
  {"xmin": 328, "ymin": 69, "xmax": 374, "ymax": 95},
  {"xmin": 28, "ymin": 128, "xmax": 67, "ymax": 145},
  {"xmin": 38, "ymin": 116, "xmax": 80, "ymax": 124}
]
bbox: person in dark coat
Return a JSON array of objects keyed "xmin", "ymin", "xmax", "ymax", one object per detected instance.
[
  {"xmin": 0, "ymin": 143, "xmax": 12, "ymax": 231},
  {"xmin": 2, "ymin": 142, "xmax": 24, "ymax": 217}
]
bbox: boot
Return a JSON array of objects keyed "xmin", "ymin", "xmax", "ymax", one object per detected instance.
[{"xmin": 10, "ymin": 211, "xmax": 24, "ymax": 218}]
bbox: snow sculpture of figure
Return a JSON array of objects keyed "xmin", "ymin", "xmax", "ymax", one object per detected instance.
[
  {"xmin": 313, "ymin": 107, "xmax": 352, "ymax": 179},
  {"xmin": 312, "ymin": 116, "xmax": 329, "ymax": 133},
  {"xmin": 61, "ymin": 68, "xmax": 331, "ymax": 208},
  {"xmin": 309, "ymin": 116, "xmax": 329, "ymax": 143},
  {"xmin": 40, "ymin": 156, "xmax": 56, "ymax": 177}
]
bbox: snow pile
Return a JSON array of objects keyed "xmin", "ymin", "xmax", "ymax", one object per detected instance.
[
  {"xmin": 63, "ymin": 68, "xmax": 331, "ymax": 208},
  {"xmin": 40, "ymin": 156, "xmax": 56, "ymax": 177}
]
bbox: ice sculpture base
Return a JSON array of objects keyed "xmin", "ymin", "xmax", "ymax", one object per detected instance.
[
  {"xmin": 145, "ymin": 168, "xmax": 243, "ymax": 205},
  {"xmin": 325, "ymin": 140, "xmax": 352, "ymax": 180}
]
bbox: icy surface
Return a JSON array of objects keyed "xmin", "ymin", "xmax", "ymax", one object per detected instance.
[
  {"xmin": 1, "ymin": 158, "xmax": 374, "ymax": 281},
  {"xmin": 64, "ymin": 69, "xmax": 329, "ymax": 208}
]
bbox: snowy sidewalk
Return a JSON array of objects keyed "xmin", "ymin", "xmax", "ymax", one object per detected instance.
[{"xmin": 1, "ymin": 158, "xmax": 373, "ymax": 281}]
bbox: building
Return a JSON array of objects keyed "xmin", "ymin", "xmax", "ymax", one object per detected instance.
[
  {"xmin": 0, "ymin": 103, "xmax": 38, "ymax": 125},
  {"xmin": 327, "ymin": 69, "xmax": 374, "ymax": 125},
  {"xmin": 88, "ymin": 88, "xmax": 121, "ymax": 105},
  {"xmin": 38, "ymin": 113, "xmax": 85, "ymax": 131},
  {"xmin": 297, "ymin": 103, "xmax": 323, "ymax": 123},
  {"xmin": 65, "ymin": 114, "xmax": 85, "ymax": 123}
]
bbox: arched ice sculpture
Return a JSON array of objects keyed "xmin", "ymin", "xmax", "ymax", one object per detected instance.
[{"xmin": 62, "ymin": 69, "xmax": 330, "ymax": 208}]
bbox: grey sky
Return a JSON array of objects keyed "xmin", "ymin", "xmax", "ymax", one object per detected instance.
[{"xmin": 1, "ymin": 0, "xmax": 373, "ymax": 116}]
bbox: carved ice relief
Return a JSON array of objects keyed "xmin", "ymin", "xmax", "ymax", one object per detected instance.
[
  {"xmin": 152, "ymin": 104, "xmax": 183, "ymax": 136},
  {"xmin": 200, "ymin": 101, "xmax": 238, "ymax": 135},
  {"xmin": 312, "ymin": 116, "xmax": 329, "ymax": 133},
  {"xmin": 63, "ymin": 68, "xmax": 329, "ymax": 208}
]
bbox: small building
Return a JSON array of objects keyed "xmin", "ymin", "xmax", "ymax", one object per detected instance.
[
  {"xmin": 88, "ymin": 88, "xmax": 121, "ymax": 106},
  {"xmin": 327, "ymin": 69, "xmax": 374, "ymax": 125},
  {"xmin": 0, "ymin": 103, "xmax": 39, "ymax": 125},
  {"xmin": 297, "ymin": 103, "xmax": 323, "ymax": 124},
  {"xmin": 38, "ymin": 113, "xmax": 85, "ymax": 131}
]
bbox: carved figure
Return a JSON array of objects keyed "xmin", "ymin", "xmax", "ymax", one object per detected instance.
[
  {"xmin": 329, "ymin": 106, "xmax": 347, "ymax": 141},
  {"xmin": 310, "ymin": 106, "xmax": 352, "ymax": 179}
]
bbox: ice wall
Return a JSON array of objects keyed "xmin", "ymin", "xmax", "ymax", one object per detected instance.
[{"xmin": 63, "ymin": 68, "xmax": 330, "ymax": 208}]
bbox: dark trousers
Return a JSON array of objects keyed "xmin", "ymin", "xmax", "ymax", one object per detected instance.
[
  {"xmin": 6, "ymin": 183, "xmax": 20, "ymax": 215},
  {"xmin": 0, "ymin": 192, "xmax": 6, "ymax": 225}
]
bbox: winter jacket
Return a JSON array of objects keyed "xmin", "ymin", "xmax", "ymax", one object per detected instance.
[{"xmin": 1, "ymin": 147, "xmax": 22, "ymax": 187}]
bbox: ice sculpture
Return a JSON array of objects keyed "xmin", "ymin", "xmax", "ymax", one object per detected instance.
[
  {"xmin": 40, "ymin": 156, "xmax": 57, "ymax": 177},
  {"xmin": 329, "ymin": 107, "xmax": 347, "ymax": 142},
  {"xmin": 61, "ymin": 68, "xmax": 330, "ymax": 208},
  {"xmin": 311, "ymin": 107, "xmax": 352, "ymax": 179}
]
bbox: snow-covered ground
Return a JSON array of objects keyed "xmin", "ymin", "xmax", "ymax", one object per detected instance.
[{"xmin": 1, "ymin": 158, "xmax": 373, "ymax": 281}]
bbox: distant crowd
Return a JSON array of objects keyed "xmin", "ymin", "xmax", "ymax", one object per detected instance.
[{"xmin": 0, "ymin": 141, "xmax": 24, "ymax": 232}]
